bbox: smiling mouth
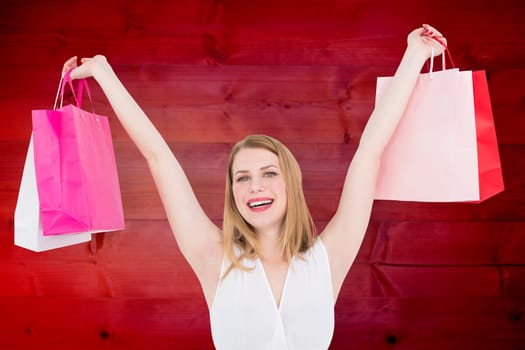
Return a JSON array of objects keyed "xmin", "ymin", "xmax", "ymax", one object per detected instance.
[{"xmin": 247, "ymin": 199, "xmax": 274, "ymax": 209}]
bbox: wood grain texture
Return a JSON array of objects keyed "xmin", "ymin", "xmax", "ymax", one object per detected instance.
[
  {"xmin": 1, "ymin": 0, "xmax": 524, "ymax": 68},
  {"xmin": 333, "ymin": 297, "xmax": 525, "ymax": 350},
  {"xmin": 2, "ymin": 141, "xmax": 524, "ymax": 222},
  {"xmin": 1, "ymin": 67, "xmax": 524, "ymax": 144},
  {"xmin": 1, "ymin": 0, "xmax": 524, "ymax": 349}
]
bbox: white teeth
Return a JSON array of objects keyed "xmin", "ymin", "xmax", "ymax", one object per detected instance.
[{"xmin": 248, "ymin": 200, "xmax": 273, "ymax": 208}]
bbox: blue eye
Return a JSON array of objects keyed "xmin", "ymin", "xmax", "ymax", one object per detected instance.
[
  {"xmin": 264, "ymin": 171, "xmax": 277, "ymax": 177},
  {"xmin": 236, "ymin": 176, "xmax": 249, "ymax": 183}
]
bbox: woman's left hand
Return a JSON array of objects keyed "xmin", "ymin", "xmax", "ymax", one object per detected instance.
[{"xmin": 407, "ymin": 24, "xmax": 447, "ymax": 59}]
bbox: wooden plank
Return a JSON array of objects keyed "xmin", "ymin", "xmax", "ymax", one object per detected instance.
[
  {"xmin": 4, "ymin": 218, "xmax": 523, "ymax": 299},
  {"xmin": 5, "ymin": 140, "xmax": 519, "ymax": 191},
  {"xmin": 0, "ymin": 261, "xmax": 106, "ymax": 298},
  {"xmin": 1, "ymin": 93, "xmax": 523, "ymax": 145},
  {"xmin": 0, "ymin": 296, "xmax": 522, "ymax": 349},
  {"xmin": 0, "ymin": 216, "xmax": 201, "ymax": 298},
  {"xmin": 0, "ymin": 263, "xmax": 38, "ymax": 297},
  {"xmin": 65, "ymin": 220, "xmax": 525, "ymax": 267},
  {"xmin": 88, "ymin": 143, "xmax": 525, "ymax": 221},
  {"xmin": 3, "ymin": 222, "xmax": 523, "ymax": 299},
  {"xmin": 0, "ymin": 297, "xmax": 213, "ymax": 350},
  {"xmin": 333, "ymin": 297, "xmax": 525, "ymax": 350},
  {"xmin": 1, "ymin": 67, "xmax": 524, "ymax": 144},
  {"xmin": 0, "ymin": 64, "xmax": 370, "ymax": 98},
  {"xmin": 1, "ymin": 142, "xmax": 523, "ymax": 221},
  {"xmin": 3, "ymin": 64, "xmax": 523, "ymax": 107},
  {"xmin": 1, "ymin": 1, "xmax": 524, "ymax": 68},
  {"xmin": 504, "ymin": 267, "xmax": 525, "ymax": 297},
  {"xmin": 371, "ymin": 221, "xmax": 525, "ymax": 265},
  {"xmin": 353, "ymin": 265, "xmax": 502, "ymax": 298},
  {"xmin": 344, "ymin": 264, "xmax": 525, "ymax": 299},
  {"xmin": 0, "ymin": 65, "xmax": 375, "ymax": 144}
]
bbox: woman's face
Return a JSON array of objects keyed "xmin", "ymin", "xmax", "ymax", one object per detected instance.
[{"xmin": 231, "ymin": 148, "xmax": 287, "ymax": 235}]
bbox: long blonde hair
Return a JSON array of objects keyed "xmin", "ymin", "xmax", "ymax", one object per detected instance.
[{"xmin": 223, "ymin": 135, "xmax": 317, "ymax": 274}]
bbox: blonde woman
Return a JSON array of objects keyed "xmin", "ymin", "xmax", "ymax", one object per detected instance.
[{"xmin": 64, "ymin": 24, "xmax": 447, "ymax": 349}]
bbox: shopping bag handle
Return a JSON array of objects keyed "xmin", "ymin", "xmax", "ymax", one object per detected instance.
[
  {"xmin": 53, "ymin": 68, "xmax": 95, "ymax": 112},
  {"xmin": 422, "ymin": 30, "xmax": 456, "ymax": 77}
]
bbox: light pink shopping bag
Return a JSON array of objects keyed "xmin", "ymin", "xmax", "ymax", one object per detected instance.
[{"xmin": 374, "ymin": 65, "xmax": 503, "ymax": 202}]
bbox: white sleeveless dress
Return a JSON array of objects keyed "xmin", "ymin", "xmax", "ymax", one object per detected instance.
[{"xmin": 210, "ymin": 238, "xmax": 334, "ymax": 350}]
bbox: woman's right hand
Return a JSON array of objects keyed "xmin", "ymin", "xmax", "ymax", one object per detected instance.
[{"xmin": 61, "ymin": 55, "xmax": 109, "ymax": 80}]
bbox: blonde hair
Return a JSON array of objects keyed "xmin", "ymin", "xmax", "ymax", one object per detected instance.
[{"xmin": 223, "ymin": 135, "xmax": 317, "ymax": 274}]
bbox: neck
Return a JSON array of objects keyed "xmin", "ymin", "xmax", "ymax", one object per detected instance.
[{"xmin": 256, "ymin": 227, "xmax": 285, "ymax": 262}]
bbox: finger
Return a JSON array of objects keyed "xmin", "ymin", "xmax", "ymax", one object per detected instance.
[
  {"xmin": 422, "ymin": 36, "xmax": 447, "ymax": 55},
  {"xmin": 420, "ymin": 25, "xmax": 446, "ymax": 49},
  {"xmin": 62, "ymin": 56, "xmax": 77, "ymax": 77},
  {"xmin": 426, "ymin": 35, "xmax": 447, "ymax": 48},
  {"xmin": 422, "ymin": 24, "xmax": 444, "ymax": 39},
  {"xmin": 422, "ymin": 24, "xmax": 440, "ymax": 34},
  {"xmin": 64, "ymin": 56, "xmax": 77, "ymax": 68}
]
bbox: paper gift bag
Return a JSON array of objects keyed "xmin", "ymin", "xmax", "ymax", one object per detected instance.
[
  {"xmin": 374, "ymin": 66, "xmax": 503, "ymax": 202},
  {"xmin": 471, "ymin": 70, "xmax": 504, "ymax": 202},
  {"xmin": 14, "ymin": 71, "xmax": 124, "ymax": 251},
  {"xmin": 31, "ymin": 73, "xmax": 125, "ymax": 235},
  {"xmin": 14, "ymin": 136, "xmax": 92, "ymax": 252}
]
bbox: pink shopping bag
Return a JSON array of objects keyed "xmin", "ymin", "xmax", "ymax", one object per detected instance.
[
  {"xmin": 31, "ymin": 71, "xmax": 124, "ymax": 235},
  {"xmin": 374, "ymin": 58, "xmax": 503, "ymax": 202}
]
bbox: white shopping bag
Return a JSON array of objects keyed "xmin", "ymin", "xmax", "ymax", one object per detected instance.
[{"xmin": 14, "ymin": 136, "xmax": 92, "ymax": 252}]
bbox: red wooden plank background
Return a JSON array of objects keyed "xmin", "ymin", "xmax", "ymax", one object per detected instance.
[{"xmin": 1, "ymin": 0, "xmax": 524, "ymax": 349}]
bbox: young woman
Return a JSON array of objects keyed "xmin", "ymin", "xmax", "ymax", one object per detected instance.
[{"xmin": 63, "ymin": 24, "xmax": 447, "ymax": 349}]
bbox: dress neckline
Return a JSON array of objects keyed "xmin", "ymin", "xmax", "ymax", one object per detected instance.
[{"xmin": 257, "ymin": 257, "xmax": 292, "ymax": 311}]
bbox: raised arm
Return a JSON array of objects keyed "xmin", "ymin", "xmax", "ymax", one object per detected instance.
[
  {"xmin": 320, "ymin": 25, "xmax": 447, "ymax": 299},
  {"xmin": 64, "ymin": 56, "xmax": 223, "ymax": 301}
]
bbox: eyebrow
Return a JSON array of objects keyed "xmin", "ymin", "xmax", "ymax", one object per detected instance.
[{"xmin": 233, "ymin": 165, "xmax": 279, "ymax": 176}]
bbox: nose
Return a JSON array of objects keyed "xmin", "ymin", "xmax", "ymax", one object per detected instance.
[{"xmin": 249, "ymin": 176, "xmax": 264, "ymax": 193}]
